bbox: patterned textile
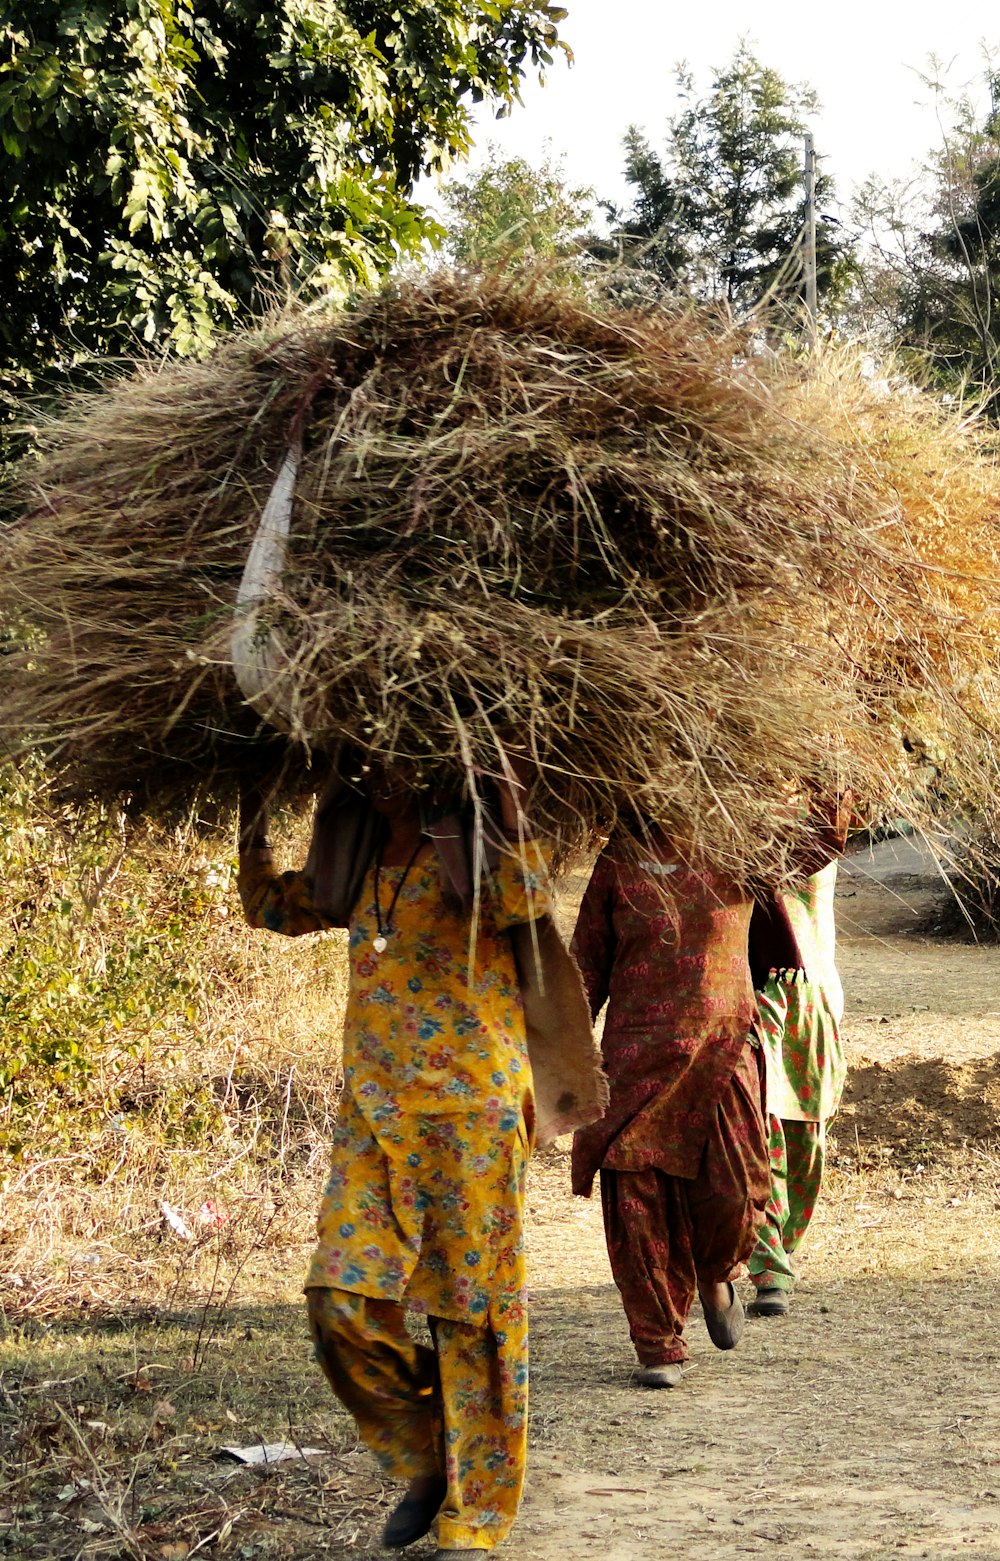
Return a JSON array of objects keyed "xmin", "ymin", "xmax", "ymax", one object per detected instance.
[
  {"xmin": 307, "ymin": 1286, "xmax": 527, "ymax": 1550},
  {"xmin": 755, "ymin": 863, "xmax": 846, "ymax": 1123},
  {"xmin": 600, "ymin": 1043, "xmax": 768, "ymax": 1364},
  {"xmin": 272, "ymin": 789, "xmax": 607, "ymax": 1146},
  {"xmin": 748, "ymin": 1116, "xmax": 825, "ymax": 1292},
  {"xmin": 570, "ymin": 842, "xmax": 758, "ymax": 1196},
  {"xmin": 239, "ymin": 844, "xmax": 549, "ymax": 1326}
]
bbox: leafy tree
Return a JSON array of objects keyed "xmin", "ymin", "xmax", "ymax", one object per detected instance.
[
  {"xmin": 604, "ymin": 44, "xmax": 856, "ymax": 313},
  {"xmin": 440, "ymin": 144, "xmax": 593, "ymax": 268},
  {"xmin": 855, "ymin": 68, "xmax": 1000, "ymax": 408},
  {"xmin": 0, "ymin": 1, "xmax": 567, "ymax": 434}
]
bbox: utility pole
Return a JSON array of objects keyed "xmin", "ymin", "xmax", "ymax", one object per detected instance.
[{"xmin": 803, "ymin": 131, "xmax": 818, "ymax": 347}]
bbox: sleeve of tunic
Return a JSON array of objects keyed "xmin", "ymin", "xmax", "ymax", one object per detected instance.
[
  {"xmin": 570, "ymin": 855, "xmax": 618, "ymax": 1020},
  {"xmin": 238, "ymin": 859, "xmax": 333, "ymax": 936},
  {"xmin": 487, "ymin": 840, "xmax": 555, "ymax": 931}
]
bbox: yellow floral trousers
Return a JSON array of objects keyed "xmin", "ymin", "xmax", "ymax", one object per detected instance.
[{"xmin": 306, "ymin": 1286, "xmax": 528, "ymax": 1551}]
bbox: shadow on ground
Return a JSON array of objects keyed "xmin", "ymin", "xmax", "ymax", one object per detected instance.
[{"xmin": 5, "ymin": 1268, "xmax": 1000, "ymax": 1561}]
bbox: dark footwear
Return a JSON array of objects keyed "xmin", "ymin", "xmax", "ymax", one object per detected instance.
[
  {"xmin": 747, "ymin": 1286, "xmax": 790, "ymax": 1318},
  {"xmin": 635, "ymin": 1361, "xmax": 685, "ymax": 1388},
  {"xmin": 699, "ymin": 1281, "xmax": 745, "ymax": 1350},
  {"xmin": 382, "ymin": 1475, "xmax": 447, "ymax": 1548}
]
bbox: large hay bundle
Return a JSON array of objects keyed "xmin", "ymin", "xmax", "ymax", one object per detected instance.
[{"xmin": 3, "ymin": 271, "xmax": 1000, "ymax": 879}]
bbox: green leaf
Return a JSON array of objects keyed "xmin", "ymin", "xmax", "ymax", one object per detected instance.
[{"xmin": 0, "ymin": 0, "xmax": 567, "ymax": 463}]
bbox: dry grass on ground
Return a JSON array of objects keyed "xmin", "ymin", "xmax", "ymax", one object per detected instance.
[
  {"xmin": 3, "ymin": 1133, "xmax": 1000, "ymax": 1561},
  {"xmin": 0, "ymin": 808, "xmax": 349, "ymax": 1315}
]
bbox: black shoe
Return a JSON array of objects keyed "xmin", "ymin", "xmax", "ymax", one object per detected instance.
[
  {"xmin": 635, "ymin": 1361, "xmax": 685, "ymax": 1388},
  {"xmin": 382, "ymin": 1475, "xmax": 447, "ymax": 1548},
  {"xmin": 747, "ymin": 1286, "xmax": 790, "ymax": 1318}
]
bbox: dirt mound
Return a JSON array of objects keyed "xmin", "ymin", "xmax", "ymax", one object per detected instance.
[{"xmin": 840, "ymin": 1053, "xmax": 1000, "ymax": 1150}]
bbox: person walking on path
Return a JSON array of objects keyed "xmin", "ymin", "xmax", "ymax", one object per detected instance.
[
  {"xmin": 238, "ymin": 767, "xmax": 604, "ymax": 1556},
  {"xmin": 746, "ymin": 860, "xmax": 846, "ymax": 1317},
  {"xmin": 570, "ymin": 832, "xmax": 770, "ymax": 1388}
]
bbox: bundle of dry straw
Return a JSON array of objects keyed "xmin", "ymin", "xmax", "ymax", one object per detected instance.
[{"xmin": 3, "ymin": 269, "xmax": 1000, "ymax": 880}]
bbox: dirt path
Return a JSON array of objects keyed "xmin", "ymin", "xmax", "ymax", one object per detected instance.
[{"xmin": 510, "ymin": 840, "xmax": 1000, "ymax": 1561}]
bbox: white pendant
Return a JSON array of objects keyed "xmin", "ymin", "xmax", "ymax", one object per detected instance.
[{"xmin": 373, "ymin": 935, "xmax": 388, "ymax": 953}]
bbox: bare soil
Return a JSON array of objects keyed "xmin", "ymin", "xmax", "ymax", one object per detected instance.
[{"xmin": 4, "ymin": 840, "xmax": 1000, "ymax": 1561}]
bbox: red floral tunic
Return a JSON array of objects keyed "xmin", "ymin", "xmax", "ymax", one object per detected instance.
[{"xmin": 570, "ymin": 842, "xmax": 756, "ymax": 1196}]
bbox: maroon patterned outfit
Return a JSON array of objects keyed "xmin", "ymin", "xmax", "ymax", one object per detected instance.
[{"xmin": 571, "ymin": 843, "xmax": 769, "ymax": 1365}]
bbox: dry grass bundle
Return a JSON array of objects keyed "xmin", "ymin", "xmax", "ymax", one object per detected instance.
[
  {"xmin": 3, "ymin": 269, "xmax": 1000, "ymax": 878},
  {"xmin": 783, "ymin": 348, "xmax": 1000, "ymax": 746}
]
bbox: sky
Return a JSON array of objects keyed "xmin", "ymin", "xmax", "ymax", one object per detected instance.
[{"xmin": 422, "ymin": 1, "xmax": 999, "ymax": 227}]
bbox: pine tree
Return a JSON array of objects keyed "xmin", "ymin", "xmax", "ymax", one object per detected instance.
[{"xmin": 606, "ymin": 44, "xmax": 855, "ymax": 313}]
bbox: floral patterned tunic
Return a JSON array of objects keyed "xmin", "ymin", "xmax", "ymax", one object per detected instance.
[
  {"xmin": 239, "ymin": 843, "xmax": 550, "ymax": 1328},
  {"xmin": 570, "ymin": 842, "xmax": 757, "ymax": 1197}
]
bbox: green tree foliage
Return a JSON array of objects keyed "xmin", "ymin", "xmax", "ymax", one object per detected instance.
[
  {"xmin": 603, "ymin": 44, "xmax": 856, "ymax": 312},
  {"xmin": 856, "ymin": 71, "xmax": 1000, "ymax": 410},
  {"xmin": 0, "ymin": 1, "xmax": 567, "ymax": 427},
  {"xmin": 440, "ymin": 144, "xmax": 593, "ymax": 268}
]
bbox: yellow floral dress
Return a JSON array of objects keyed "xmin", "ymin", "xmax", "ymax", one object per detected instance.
[
  {"xmin": 324, "ymin": 847, "xmax": 547, "ymax": 1323},
  {"xmin": 240, "ymin": 842, "xmax": 548, "ymax": 1324},
  {"xmin": 239, "ymin": 839, "xmax": 550, "ymax": 1550}
]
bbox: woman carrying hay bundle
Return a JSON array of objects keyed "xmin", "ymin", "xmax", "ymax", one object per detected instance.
[
  {"xmin": 569, "ymin": 832, "xmax": 770, "ymax": 1388},
  {"xmin": 237, "ymin": 764, "xmax": 604, "ymax": 1557}
]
